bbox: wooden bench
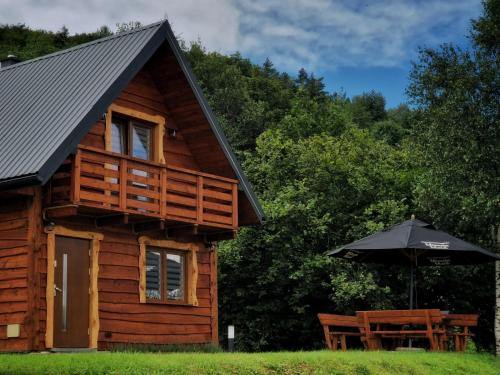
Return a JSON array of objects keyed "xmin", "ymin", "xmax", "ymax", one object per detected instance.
[
  {"xmin": 317, "ymin": 313, "xmax": 365, "ymax": 351},
  {"xmin": 356, "ymin": 309, "xmax": 443, "ymax": 351},
  {"xmin": 441, "ymin": 314, "xmax": 478, "ymax": 352}
]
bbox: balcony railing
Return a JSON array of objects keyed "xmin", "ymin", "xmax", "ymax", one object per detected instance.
[{"xmin": 48, "ymin": 145, "xmax": 238, "ymax": 229}]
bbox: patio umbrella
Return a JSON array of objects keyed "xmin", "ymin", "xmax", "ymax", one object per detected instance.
[{"xmin": 327, "ymin": 218, "xmax": 500, "ymax": 308}]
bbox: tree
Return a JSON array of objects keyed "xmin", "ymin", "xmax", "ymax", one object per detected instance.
[
  {"xmin": 219, "ymin": 127, "xmax": 412, "ymax": 351},
  {"xmin": 408, "ymin": 0, "xmax": 500, "ymax": 352},
  {"xmin": 349, "ymin": 91, "xmax": 387, "ymax": 129}
]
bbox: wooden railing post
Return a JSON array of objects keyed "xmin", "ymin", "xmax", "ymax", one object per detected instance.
[
  {"xmin": 232, "ymin": 183, "xmax": 238, "ymax": 228},
  {"xmin": 119, "ymin": 158, "xmax": 127, "ymax": 210},
  {"xmin": 160, "ymin": 168, "xmax": 167, "ymax": 217},
  {"xmin": 197, "ymin": 176, "xmax": 204, "ymax": 223},
  {"xmin": 72, "ymin": 149, "xmax": 81, "ymax": 203}
]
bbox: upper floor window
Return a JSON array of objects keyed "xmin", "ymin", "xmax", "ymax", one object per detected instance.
[
  {"xmin": 105, "ymin": 104, "xmax": 166, "ymax": 164},
  {"xmin": 111, "ymin": 115, "xmax": 153, "ymax": 161}
]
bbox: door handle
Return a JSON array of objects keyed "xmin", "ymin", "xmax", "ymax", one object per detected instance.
[{"xmin": 54, "ymin": 285, "xmax": 62, "ymax": 295}]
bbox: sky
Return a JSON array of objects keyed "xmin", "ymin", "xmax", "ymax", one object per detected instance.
[{"xmin": 0, "ymin": 0, "xmax": 483, "ymax": 108}]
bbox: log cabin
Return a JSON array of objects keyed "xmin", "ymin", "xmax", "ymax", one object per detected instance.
[{"xmin": 0, "ymin": 21, "xmax": 263, "ymax": 352}]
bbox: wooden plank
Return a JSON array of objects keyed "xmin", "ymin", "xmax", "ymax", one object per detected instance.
[
  {"xmin": 81, "ymin": 150, "xmax": 119, "ymax": 165},
  {"xmin": 99, "ymin": 311, "xmax": 210, "ymax": 325},
  {"xmin": 202, "ymin": 189, "xmax": 232, "ymax": 202},
  {"xmin": 203, "ymin": 200, "xmax": 232, "ymax": 214},
  {"xmin": 203, "ymin": 177, "xmax": 232, "ymax": 190},
  {"xmin": 99, "ymin": 332, "xmax": 212, "ymax": 345},
  {"xmin": 80, "ymin": 176, "xmax": 119, "ymax": 192},
  {"xmin": 127, "ymin": 186, "xmax": 160, "ymax": 200},
  {"xmin": 80, "ymin": 190, "xmax": 119, "ymax": 205},
  {"xmin": 80, "ymin": 163, "xmax": 119, "ymax": 179},
  {"xmin": 166, "ymin": 180, "xmax": 196, "ymax": 196},
  {"xmin": 166, "ymin": 169, "xmax": 197, "ymax": 184},
  {"xmin": 99, "ymin": 319, "xmax": 211, "ymax": 335},
  {"xmin": 164, "ymin": 193, "xmax": 197, "ymax": 208},
  {"xmin": 197, "ymin": 176, "xmax": 203, "ymax": 222},
  {"xmin": 99, "ymin": 302, "xmax": 211, "ymax": 316},
  {"xmin": 126, "ymin": 198, "xmax": 160, "ymax": 213},
  {"xmin": 202, "ymin": 213, "xmax": 233, "ymax": 225},
  {"xmin": 126, "ymin": 173, "xmax": 160, "ymax": 187},
  {"xmin": 44, "ymin": 206, "xmax": 78, "ymax": 219},
  {"xmin": 166, "ymin": 205, "xmax": 197, "ymax": 220}
]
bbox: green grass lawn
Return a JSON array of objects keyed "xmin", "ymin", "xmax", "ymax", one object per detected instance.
[{"xmin": 0, "ymin": 351, "xmax": 498, "ymax": 375}]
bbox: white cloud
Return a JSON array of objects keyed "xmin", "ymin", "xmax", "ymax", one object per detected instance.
[
  {"xmin": 0, "ymin": 0, "xmax": 239, "ymax": 53},
  {"xmin": 232, "ymin": 0, "xmax": 481, "ymax": 71},
  {"xmin": 0, "ymin": 0, "xmax": 481, "ymax": 73}
]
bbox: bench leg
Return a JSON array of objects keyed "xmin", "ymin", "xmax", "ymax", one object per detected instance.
[
  {"xmin": 428, "ymin": 334, "xmax": 438, "ymax": 351},
  {"xmin": 340, "ymin": 335, "xmax": 347, "ymax": 351},
  {"xmin": 454, "ymin": 335, "xmax": 461, "ymax": 352},
  {"xmin": 331, "ymin": 335, "xmax": 339, "ymax": 351}
]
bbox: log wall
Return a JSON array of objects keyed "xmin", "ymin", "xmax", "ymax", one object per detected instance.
[
  {"xmin": 80, "ymin": 69, "xmax": 200, "ymax": 171},
  {"xmin": 0, "ymin": 196, "xmax": 30, "ymax": 352},
  {"xmin": 36, "ymin": 217, "xmax": 217, "ymax": 350}
]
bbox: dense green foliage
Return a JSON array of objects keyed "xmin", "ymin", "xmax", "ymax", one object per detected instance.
[
  {"xmin": 0, "ymin": 0, "xmax": 497, "ymax": 353},
  {"xmin": 0, "ymin": 352, "xmax": 498, "ymax": 375}
]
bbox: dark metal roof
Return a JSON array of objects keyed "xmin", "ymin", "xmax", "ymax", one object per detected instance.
[{"xmin": 0, "ymin": 20, "xmax": 263, "ymax": 222}]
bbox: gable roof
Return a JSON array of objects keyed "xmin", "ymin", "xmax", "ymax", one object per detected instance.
[{"xmin": 0, "ymin": 21, "xmax": 263, "ymax": 223}]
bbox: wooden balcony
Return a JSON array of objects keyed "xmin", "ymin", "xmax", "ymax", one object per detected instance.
[{"xmin": 45, "ymin": 145, "xmax": 238, "ymax": 231}]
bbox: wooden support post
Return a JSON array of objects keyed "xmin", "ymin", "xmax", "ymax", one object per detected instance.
[
  {"xmin": 72, "ymin": 149, "xmax": 81, "ymax": 203},
  {"xmin": 160, "ymin": 168, "xmax": 167, "ymax": 217},
  {"xmin": 27, "ymin": 187, "xmax": 42, "ymax": 350},
  {"xmin": 119, "ymin": 158, "xmax": 127, "ymax": 210},
  {"xmin": 209, "ymin": 243, "xmax": 219, "ymax": 345},
  {"xmin": 231, "ymin": 184, "xmax": 238, "ymax": 228},
  {"xmin": 197, "ymin": 176, "xmax": 204, "ymax": 223}
]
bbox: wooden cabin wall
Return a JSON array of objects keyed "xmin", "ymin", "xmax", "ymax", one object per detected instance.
[
  {"xmin": 36, "ymin": 216, "xmax": 218, "ymax": 350},
  {"xmin": 0, "ymin": 193, "xmax": 39, "ymax": 352},
  {"xmin": 80, "ymin": 69, "xmax": 200, "ymax": 170}
]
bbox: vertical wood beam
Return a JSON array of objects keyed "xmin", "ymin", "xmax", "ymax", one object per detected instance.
[
  {"xmin": 26, "ymin": 187, "xmax": 42, "ymax": 351},
  {"xmin": 197, "ymin": 176, "xmax": 204, "ymax": 224},
  {"xmin": 188, "ymin": 244, "xmax": 199, "ymax": 306},
  {"xmin": 138, "ymin": 241, "xmax": 146, "ymax": 303},
  {"xmin": 45, "ymin": 232, "xmax": 55, "ymax": 349},
  {"xmin": 231, "ymin": 184, "xmax": 238, "ymax": 228},
  {"xmin": 72, "ymin": 149, "xmax": 81, "ymax": 203},
  {"xmin": 89, "ymin": 238, "xmax": 100, "ymax": 349},
  {"xmin": 160, "ymin": 169, "xmax": 167, "ymax": 217},
  {"xmin": 209, "ymin": 243, "xmax": 219, "ymax": 345},
  {"xmin": 119, "ymin": 159, "xmax": 127, "ymax": 210}
]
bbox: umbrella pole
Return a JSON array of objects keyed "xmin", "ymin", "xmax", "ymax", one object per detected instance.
[
  {"xmin": 409, "ymin": 260, "xmax": 415, "ymax": 348},
  {"xmin": 409, "ymin": 262, "xmax": 414, "ymax": 310}
]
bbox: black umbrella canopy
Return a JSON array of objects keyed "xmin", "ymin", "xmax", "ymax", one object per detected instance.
[{"xmin": 328, "ymin": 219, "xmax": 500, "ymax": 266}]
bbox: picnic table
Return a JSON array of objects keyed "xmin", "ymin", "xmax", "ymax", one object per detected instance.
[{"xmin": 318, "ymin": 309, "xmax": 478, "ymax": 352}]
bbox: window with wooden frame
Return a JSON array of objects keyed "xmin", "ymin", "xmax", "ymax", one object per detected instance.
[
  {"xmin": 146, "ymin": 247, "xmax": 186, "ymax": 302},
  {"xmin": 139, "ymin": 237, "xmax": 199, "ymax": 306},
  {"xmin": 105, "ymin": 103, "xmax": 165, "ymax": 164}
]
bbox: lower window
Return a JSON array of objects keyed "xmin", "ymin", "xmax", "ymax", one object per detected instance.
[{"xmin": 146, "ymin": 247, "xmax": 186, "ymax": 302}]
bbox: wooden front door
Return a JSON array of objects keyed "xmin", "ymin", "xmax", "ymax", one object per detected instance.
[{"xmin": 53, "ymin": 236, "xmax": 90, "ymax": 348}]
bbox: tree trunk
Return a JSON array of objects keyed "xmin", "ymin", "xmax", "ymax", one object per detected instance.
[{"xmin": 495, "ymin": 226, "xmax": 500, "ymax": 356}]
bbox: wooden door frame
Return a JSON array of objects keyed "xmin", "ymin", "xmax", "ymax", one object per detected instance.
[{"xmin": 44, "ymin": 226, "xmax": 103, "ymax": 349}]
